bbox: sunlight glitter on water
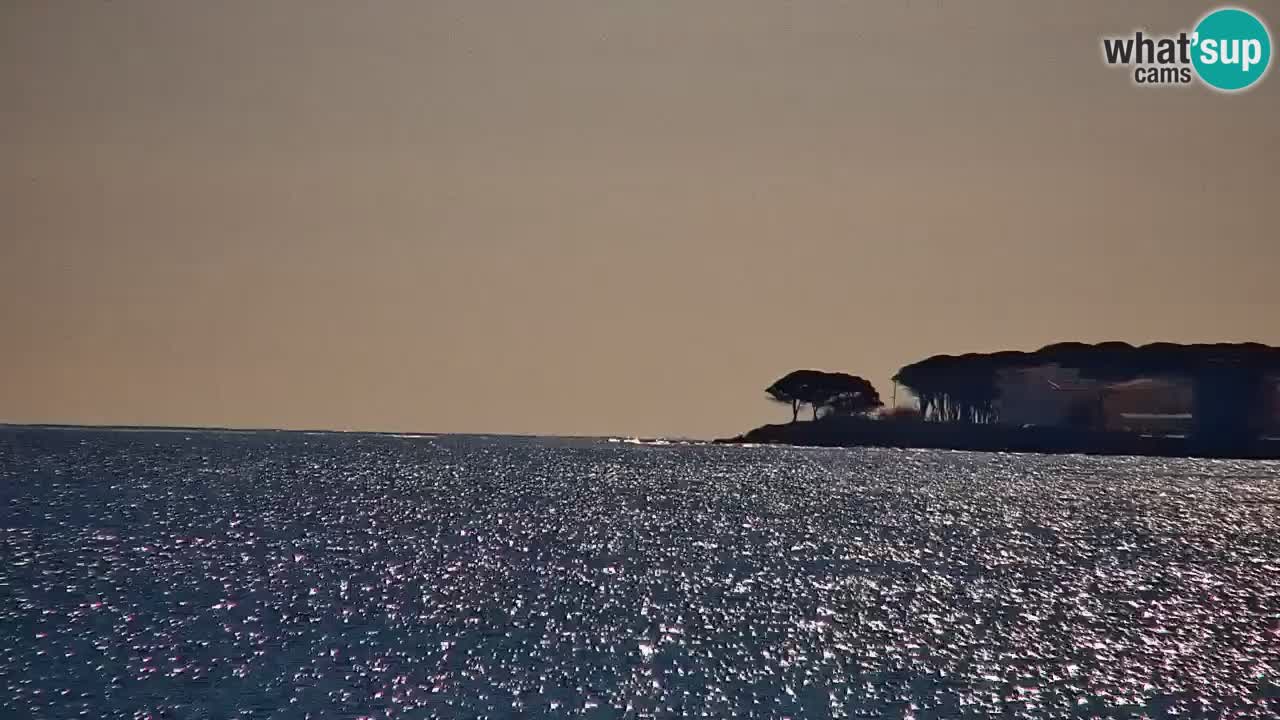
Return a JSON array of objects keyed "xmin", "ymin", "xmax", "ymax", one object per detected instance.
[{"xmin": 2, "ymin": 429, "xmax": 1279, "ymax": 718}]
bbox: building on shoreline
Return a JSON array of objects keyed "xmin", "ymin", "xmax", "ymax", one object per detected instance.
[
  {"xmin": 994, "ymin": 365, "xmax": 1198, "ymax": 434},
  {"xmin": 993, "ymin": 364, "xmax": 1099, "ymax": 428}
]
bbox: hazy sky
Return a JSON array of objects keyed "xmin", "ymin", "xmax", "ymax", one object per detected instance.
[{"xmin": 2, "ymin": 1, "xmax": 1277, "ymax": 438}]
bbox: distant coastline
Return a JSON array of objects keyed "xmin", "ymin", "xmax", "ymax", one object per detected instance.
[
  {"xmin": 716, "ymin": 416, "xmax": 1280, "ymax": 460},
  {"xmin": 732, "ymin": 341, "xmax": 1280, "ymax": 460}
]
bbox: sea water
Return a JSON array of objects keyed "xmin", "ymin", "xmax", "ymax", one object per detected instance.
[{"xmin": 2, "ymin": 428, "xmax": 1278, "ymax": 718}]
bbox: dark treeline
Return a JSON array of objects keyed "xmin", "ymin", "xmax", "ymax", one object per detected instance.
[
  {"xmin": 892, "ymin": 341, "xmax": 1280, "ymax": 443},
  {"xmin": 766, "ymin": 370, "xmax": 883, "ymax": 422}
]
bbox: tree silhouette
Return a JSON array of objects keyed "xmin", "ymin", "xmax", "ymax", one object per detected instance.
[
  {"xmin": 893, "ymin": 342, "xmax": 1280, "ymax": 443},
  {"xmin": 767, "ymin": 370, "xmax": 882, "ymax": 422},
  {"xmin": 766, "ymin": 370, "xmax": 825, "ymax": 422}
]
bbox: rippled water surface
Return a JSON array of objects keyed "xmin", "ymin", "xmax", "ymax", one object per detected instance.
[{"xmin": 2, "ymin": 429, "xmax": 1280, "ymax": 719}]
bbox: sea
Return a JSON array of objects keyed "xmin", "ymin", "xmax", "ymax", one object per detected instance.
[{"xmin": 2, "ymin": 427, "xmax": 1279, "ymax": 719}]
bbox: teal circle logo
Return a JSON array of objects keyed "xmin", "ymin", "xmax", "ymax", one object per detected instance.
[{"xmin": 1192, "ymin": 8, "xmax": 1271, "ymax": 91}]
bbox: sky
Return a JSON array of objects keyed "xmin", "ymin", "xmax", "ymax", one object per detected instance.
[{"xmin": 2, "ymin": 1, "xmax": 1278, "ymax": 438}]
